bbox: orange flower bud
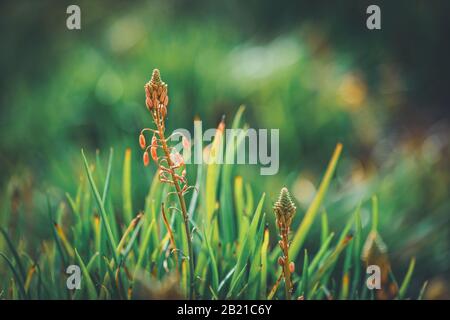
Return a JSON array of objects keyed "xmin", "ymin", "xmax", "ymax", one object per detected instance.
[
  {"xmin": 145, "ymin": 84, "xmax": 151, "ymax": 98},
  {"xmin": 160, "ymin": 105, "xmax": 167, "ymax": 119},
  {"xmin": 139, "ymin": 134, "xmax": 146, "ymax": 149},
  {"xmin": 143, "ymin": 151, "xmax": 149, "ymax": 166},
  {"xmin": 146, "ymin": 97, "xmax": 153, "ymax": 110},
  {"xmin": 163, "ymin": 95, "xmax": 169, "ymax": 107},
  {"xmin": 289, "ymin": 262, "xmax": 295, "ymax": 273},
  {"xmin": 151, "ymin": 135, "xmax": 157, "ymax": 148},
  {"xmin": 151, "ymin": 146, "xmax": 158, "ymax": 162},
  {"xmin": 160, "ymin": 90, "xmax": 166, "ymax": 102}
]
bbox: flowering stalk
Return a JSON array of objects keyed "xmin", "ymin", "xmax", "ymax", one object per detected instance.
[
  {"xmin": 274, "ymin": 187, "xmax": 296, "ymax": 300},
  {"xmin": 139, "ymin": 69, "xmax": 195, "ymax": 299}
]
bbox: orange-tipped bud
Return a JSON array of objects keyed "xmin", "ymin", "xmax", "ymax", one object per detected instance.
[
  {"xmin": 146, "ymin": 97, "xmax": 153, "ymax": 110},
  {"xmin": 139, "ymin": 134, "xmax": 146, "ymax": 150},
  {"xmin": 163, "ymin": 95, "xmax": 169, "ymax": 107},
  {"xmin": 151, "ymin": 135, "xmax": 157, "ymax": 148},
  {"xmin": 289, "ymin": 262, "xmax": 295, "ymax": 273},
  {"xmin": 150, "ymin": 146, "xmax": 158, "ymax": 162},
  {"xmin": 143, "ymin": 151, "xmax": 150, "ymax": 166}
]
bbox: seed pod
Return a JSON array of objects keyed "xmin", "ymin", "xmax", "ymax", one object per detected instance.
[
  {"xmin": 289, "ymin": 262, "xmax": 295, "ymax": 273},
  {"xmin": 143, "ymin": 151, "xmax": 149, "ymax": 166},
  {"xmin": 139, "ymin": 134, "xmax": 146, "ymax": 149},
  {"xmin": 151, "ymin": 146, "xmax": 158, "ymax": 162}
]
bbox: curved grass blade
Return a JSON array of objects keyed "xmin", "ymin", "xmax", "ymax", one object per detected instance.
[{"xmin": 0, "ymin": 227, "xmax": 26, "ymax": 282}]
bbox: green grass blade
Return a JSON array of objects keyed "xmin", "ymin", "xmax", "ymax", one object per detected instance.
[
  {"xmin": 0, "ymin": 252, "xmax": 28, "ymax": 299},
  {"xmin": 398, "ymin": 257, "xmax": 416, "ymax": 299},
  {"xmin": 320, "ymin": 210, "xmax": 329, "ymax": 246},
  {"xmin": 308, "ymin": 232, "xmax": 335, "ymax": 274},
  {"xmin": 290, "ymin": 143, "xmax": 343, "ymax": 260},
  {"xmin": 0, "ymin": 228, "xmax": 27, "ymax": 282},
  {"xmin": 371, "ymin": 195, "xmax": 379, "ymax": 232},
  {"xmin": 102, "ymin": 148, "xmax": 114, "ymax": 204},
  {"xmin": 134, "ymin": 218, "xmax": 155, "ymax": 278},
  {"xmin": 228, "ymin": 193, "xmax": 265, "ymax": 297},
  {"xmin": 81, "ymin": 149, "xmax": 119, "ymax": 264},
  {"xmin": 260, "ymin": 226, "xmax": 269, "ymax": 299},
  {"xmin": 203, "ymin": 229, "xmax": 219, "ymax": 293},
  {"xmin": 218, "ymin": 266, "xmax": 236, "ymax": 293},
  {"xmin": 74, "ymin": 249, "xmax": 98, "ymax": 299},
  {"xmin": 418, "ymin": 281, "xmax": 428, "ymax": 300},
  {"xmin": 300, "ymin": 250, "xmax": 309, "ymax": 299},
  {"xmin": 122, "ymin": 148, "xmax": 133, "ymax": 223}
]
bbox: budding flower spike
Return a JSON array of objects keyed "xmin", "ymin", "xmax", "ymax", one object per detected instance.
[
  {"xmin": 273, "ymin": 187, "xmax": 297, "ymax": 300},
  {"xmin": 274, "ymin": 187, "xmax": 297, "ymax": 230},
  {"xmin": 139, "ymin": 69, "xmax": 195, "ymax": 299}
]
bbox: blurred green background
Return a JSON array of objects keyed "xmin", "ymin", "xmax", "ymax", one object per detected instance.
[{"xmin": 0, "ymin": 0, "xmax": 449, "ymax": 298}]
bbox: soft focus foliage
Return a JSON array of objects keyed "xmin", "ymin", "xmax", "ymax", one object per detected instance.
[{"xmin": 0, "ymin": 0, "xmax": 449, "ymax": 299}]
